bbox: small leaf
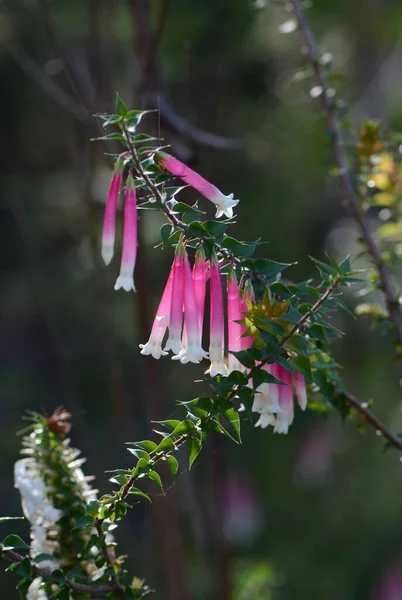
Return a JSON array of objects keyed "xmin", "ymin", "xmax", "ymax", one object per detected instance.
[
  {"xmin": 188, "ymin": 438, "xmax": 202, "ymax": 469},
  {"xmin": 155, "ymin": 420, "xmax": 182, "ymax": 432},
  {"xmin": 171, "ymin": 419, "xmax": 197, "ymax": 436},
  {"xmin": 71, "ymin": 516, "xmax": 95, "ymax": 532},
  {"xmin": 86, "ymin": 500, "xmax": 100, "ymax": 518},
  {"xmin": 128, "ymin": 488, "xmax": 152, "ymax": 503},
  {"xmin": 165, "ymin": 455, "xmax": 179, "ymax": 476},
  {"xmin": 147, "ymin": 471, "xmax": 164, "ymax": 494},
  {"xmin": 223, "ymin": 408, "xmax": 241, "ymax": 443},
  {"xmin": 32, "ymin": 553, "xmax": 58, "ymax": 564},
  {"xmin": 2, "ymin": 535, "xmax": 29, "ymax": 550},
  {"xmin": 116, "ymin": 93, "xmax": 127, "ymax": 116},
  {"xmin": 126, "ymin": 440, "xmax": 158, "ymax": 452},
  {"xmin": 0, "ymin": 517, "xmax": 24, "ymax": 523}
]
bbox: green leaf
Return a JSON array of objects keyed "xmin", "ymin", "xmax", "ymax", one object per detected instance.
[
  {"xmin": 116, "ymin": 93, "xmax": 127, "ymax": 116},
  {"xmin": 290, "ymin": 354, "xmax": 311, "ymax": 380},
  {"xmin": 0, "ymin": 517, "xmax": 24, "ymax": 523},
  {"xmin": 2, "ymin": 534, "xmax": 29, "ymax": 550},
  {"xmin": 170, "ymin": 419, "xmax": 197, "ymax": 436},
  {"xmin": 186, "ymin": 221, "xmax": 209, "ymax": 238},
  {"xmin": 237, "ymin": 386, "xmax": 254, "ymax": 416},
  {"xmin": 147, "ymin": 470, "xmax": 164, "ymax": 494},
  {"xmin": 202, "ymin": 220, "xmax": 228, "ymax": 238},
  {"xmin": 243, "ymin": 258, "xmax": 293, "ymax": 281},
  {"xmin": 132, "ymin": 458, "xmax": 150, "ymax": 478},
  {"xmin": 155, "ymin": 419, "xmax": 182, "ymax": 432},
  {"xmin": 223, "ymin": 408, "xmax": 241, "ymax": 443},
  {"xmin": 9, "ymin": 556, "xmax": 31, "ymax": 579},
  {"xmin": 128, "ymin": 488, "xmax": 152, "ymax": 503},
  {"xmin": 221, "ymin": 236, "xmax": 257, "ymax": 258},
  {"xmin": 250, "ymin": 366, "xmax": 286, "ymax": 389},
  {"xmin": 86, "ymin": 500, "xmax": 99, "ymax": 518},
  {"xmin": 126, "ymin": 440, "xmax": 158, "ymax": 452},
  {"xmin": 188, "ymin": 438, "xmax": 202, "ymax": 469},
  {"xmin": 71, "ymin": 515, "xmax": 95, "ymax": 532},
  {"xmin": 165, "ymin": 455, "xmax": 179, "ymax": 476},
  {"xmin": 92, "ymin": 132, "xmax": 126, "ymax": 143},
  {"xmin": 127, "ymin": 448, "xmax": 151, "ymax": 461},
  {"xmin": 160, "ymin": 223, "xmax": 173, "ymax": 246},
  {"xmin": 153, "ymin": 435, "xmax": 176, "ymax": 453},
  {"xmin": 32, "ymin": 553, "xmax": 56, "ymax": 563}
]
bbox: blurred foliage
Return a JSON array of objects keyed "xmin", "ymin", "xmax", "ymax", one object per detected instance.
[{"xmin": 2, "ymin": 0, "xmax": 402, "ymax": 599}]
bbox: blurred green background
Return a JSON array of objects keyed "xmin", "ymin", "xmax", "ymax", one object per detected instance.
[{"xmin": 2, "ymin": 0, "xmax": 402, "ymax": 598}]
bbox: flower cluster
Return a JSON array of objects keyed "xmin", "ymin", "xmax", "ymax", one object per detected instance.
[
  {"xmin": 100, "ymin": 140, "xmax": 307, "ymax": 434},
  {"xmin": 250, "ymin": 364, "xmax": 307, "ymax": 434},
  {"xmin": 101, "ymin": 153, "xmax": 238, "ymax": 293},
  {"xmin": 140, "ymin": 243, "xmax": 251, "ymax": 375}
]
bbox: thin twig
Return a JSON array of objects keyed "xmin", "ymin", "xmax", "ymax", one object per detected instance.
[
  {"xmin": 279, "ymin": 276, "xmax": 342, "ymax": 348},
  {"xmin": 290, "ymin": 0, "xmax": 402, "ymax": 347},
  {"xmin": 1, "ymin": 550, "xmax": 124, "ymax": 596},
  {"xmin": 341, "ymin": 391, "xmax": 402, "ymax": 452},
  {"xmin": 2, "ymin": 41, "xmax": 88, "ymax": 123}
]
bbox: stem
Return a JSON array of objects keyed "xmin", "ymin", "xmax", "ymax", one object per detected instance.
[
  {"xmin": 279, "ymin": 275, "xmax": 342, "ymax": 348},
  {"xmin": 290, "ymin": 0, "xmax": 402, "ymax": 347},
  {"xmin": 341, "ymin": 391, "xmax": 402, "ymax": 452},
  {"xmin": 1, "ymin": 550, "xmax": 124, "ymax": 596},
  {"xmin": 120, "ymin": 121, "xmax": 241, "ymax": 265}
]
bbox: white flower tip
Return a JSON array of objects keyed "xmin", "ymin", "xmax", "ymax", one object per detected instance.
[
  {"xmin": 164, "ymin": 338, "xmax": 182, "ymax": 355},
  {"xmin": 206, "ymin": 361, "xmax": 228, "ymax": 377},
  {"xmin": 274, "ymin": 419, "xmax": 290, "ymax": 435},
  {"xmin": 297, "ymin": 393, "xmax": 307, "ymax": 411},
  {"xmin": 101, "ymin": 244, "xmax": 114, "ymax": 266},
  {"xmin": 139, "ymin": 343, "xmax": 167, "ymax": 359},
  {"xmin": 214, "ymin": 193, "xmax": 240, "ymax": 219},
  {"xmin": 255, "ymin": 413, "xmax": 276, "ymax": 429},
  {"xmin": 114, "ymin": 275, "xmax": 136, "ymax": 292}
]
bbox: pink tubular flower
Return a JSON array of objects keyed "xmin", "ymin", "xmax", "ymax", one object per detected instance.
[
  {"xmin": 139, "ymin": 264, "xmax": 174, "ymax": 359},
  {"xmin": 114, "ymin": 175, "xmax": 138, "ymax": 292},
  {"xmin": 173, "ymin": 247, "xmax": 209, "ymax": 364},
  {"xmin": 253, "ymin": 363, "xmax": 283, "ymax": 429},
  {"xmin": 156, "ymin": 151, "xmax": 239, "ymax": 219},
  {"xmin": 293, "ymin": 371, "xmax": 307, "ymax": 411},
  {"xmin": 227, "ymin": 270, "xmax": 244, "ymax": 374},
  {"xmin": 101, "ymin": 158, "xmax": 123, "ymax": 266},
  {"xmin": 206, "ymin": 251, "xmax": 227, "ymax": 377},
  {"xmin": 192, "ymin": 246, "xmax": 207, "ymax": 334},
  {"xmin": 274, "ymin": 366, "xmax": 294, "ymax": 435},
  {"xmin": 164, "ymin": 245, "xmax": 185, "ymax": 355}
]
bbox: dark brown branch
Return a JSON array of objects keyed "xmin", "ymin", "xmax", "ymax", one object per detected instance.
[
  {"xmin": 290, "ymin": 0, "xmax": 402, "ymax": 347},
  {"xmin": 150, "ymin": 94, "xmax": 243, "ymax": 151},
  {"xmin": 1, "ymin": 550, "xmax": 124, "ymax": 596},
  {"xmin": 1, "ymin": 41, "xmax": 88, "ymax": 123},
  {"xmin": 341, "ymin": 391, "xmax": 402, "ymax": 452},
  {"xmin": 129, "ymin": 0, "xmax": 242, "ymax": 150}
]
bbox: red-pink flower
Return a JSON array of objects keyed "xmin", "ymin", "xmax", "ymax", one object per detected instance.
[
  {"xmin": 139, "ymin": 264, "xmax": 174, "ymax": 359},
  {"xmin": 157, "ymin": 151, "xmax": 239, "ymax": 219},
  {"xmin": 173, "ymin": 246, "xmax": 208, "ymax": 364},
  {"xmin": 253, "ymin": 363, "xmax": 283, "ymax": 429},
  {"xmin": 114, "ymin": 175, "xmax": 138, "ymax": 292},
  {"xmin": 206, "ymin": 251, "xmax": 227, "ymax": 377},
  {"xmin": 227, "ymin": 270, "xmax": 245, "ymax": 374},
  {"xmin": 192, "ymin": 246, "xmax": 208, "ymax": 335},
  {"xmin": 164, "ymin": 245, "xmax": 185, "ymax": 355},
  {"xmin": 101, "ymin": 158, "xmax": 123, "ymax": 266}
]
